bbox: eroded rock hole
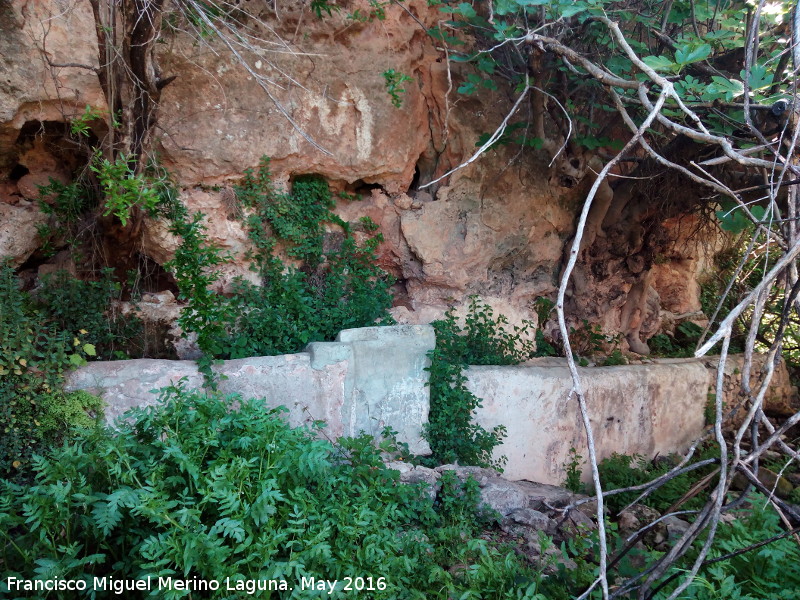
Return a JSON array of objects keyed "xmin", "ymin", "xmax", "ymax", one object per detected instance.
[
  {"xmin": 346, "ymin": 179, "xmax": 383, "ymax": 197},
  {"xmin": 8, "ymin": 163, "xmax": 28, "ymax": 180}
]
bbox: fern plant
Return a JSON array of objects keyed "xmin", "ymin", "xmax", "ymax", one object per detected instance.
[{"xmin": 0, "ymin": 383, "xmax": 545, "ymax": 599}]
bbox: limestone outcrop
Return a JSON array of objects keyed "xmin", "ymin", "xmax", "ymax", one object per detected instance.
[{"xmin": 0, "ymin": 0, "xmax": 749, "ymax": 348}]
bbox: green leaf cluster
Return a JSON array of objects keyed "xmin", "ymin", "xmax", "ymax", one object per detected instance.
[
  {"xmin": 33, "ymin": 268, "xmax": 144, "ymax": 361},
  {"xmin": 715, "ymin": 200, "xmax": 766, "ymax": 234},
  {"xmin": 598, "ymin": 450, "xmax": 717, "ymax": 514},
  {"xmin": 437, "ymin": 0, "xmax": 794, "ymax": 152},
  {"xmin": 424, "ymin": 296, "xmax": 544, "ymax": 469},
  {"xmin": 168, "ymin": 157, "xmax": 395, "ymax": 369},
  {"xmin": 382, "ymin": 69, "xmax": 414, "ymax": 108},
  {"xmin": 649, "ymin": 321, "xmax": 704, "ymax": 358},
  {"xmin": 0, "ymin": 264, "xmax": 103, "ymax": 480},
  {"xmin": 659, "ymin": 496, "xmax": 800, "ymax": 599},
  {"xmin": 91, "ymin": 153, "xmax": 161, "ymax": 227},
  {"xmin": 0, "ymin": 384, "xmax": 545, "ymax": 599}
]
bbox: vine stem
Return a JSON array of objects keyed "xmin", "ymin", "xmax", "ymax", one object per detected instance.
[
  {"xmin": 559, "ymin": 86, "xmax": 669, "ymax": 600},
  {"xmin": 419, "ymin": 81, "xmax": 531, "ymax": 190}
]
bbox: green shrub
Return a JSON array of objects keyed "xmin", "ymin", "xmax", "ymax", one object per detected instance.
[
  {"xmin": 650, "ymin": 321, "xmax": 704, "ymax": 358},
  {"xmin": 33, "ymin": 268, "xmax": 144, "ymax": 360},
  {"xmin": 424, "ymin": 297, "xmax": 540, "ymax": 469},
  {"xmin": 0, "ymin": 384, "xmax": 544, "ymax": 599},
  {"xmin": 563, "ymin": 447, "xmax": 584, "ymax": 494},
  {"xmin": 657, "ymin": 496, "xmax": 800, "ymax": 599},
  {"xmin": 0, "ymin": 265, "xmax": 103, "ymax": 479},
  {"xmin": 168, "ymin": 157, "xmax": 394, "ymax": 365},
  {"xmin": 37, "ymin": 178, "xmax": 96, "ymax": 227},
  {"xmin": 598, "ymin": 451, "xmax": 716, "ymax": 514},
  {"xmin": 91, "ymin": 153, "xmax": 161, "ymax": 227},
  {"xmin": 167, "ymin": 211, "xmax": 232, "ymax": 368}
]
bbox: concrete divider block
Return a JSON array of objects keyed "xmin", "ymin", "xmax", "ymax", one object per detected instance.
[
  {"xmin": 65, "ymin": 325, "xmax": 435, "ymax": 455},
  {"xmin": 64, "ymin": 358, "xmax": 203, "ymax": 424},
  {"xmin": 216, "ymin": 353, "xmax": 350, "ymax": 437},
  {"xmin": 335, "ymin": 324, "xmax": 435, "ymax": 455}
]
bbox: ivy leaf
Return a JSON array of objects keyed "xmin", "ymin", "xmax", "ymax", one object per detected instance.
[
  {"xmin": 706, "ymin": 76, "xmax": 745, "ymax": 101},
  {"xmin": 675, "ymin": 43, "xmax": 711, "ymax": 65},
  {"xmin": 83, "ymin": 343, "xmax": 97, "ymax": 357},
  {"xmin": 716, "ymin": 201, "xmax": 764, "ymax": 233},
  {"xmin": 458, "ymin": 81, "xmax": 477, "ymax": 95},
  {"xmin": 69, "ymin": 353, "xmax": 87, "ymax": 367},
  {"xmin": 741, "ymin": 64, "xmax": 773, "ymax": 92},
  {"xmin": 477, "ymin": 55, "xmax": 496, "ymax": 75},
  {"xmin": 495, "ymin": 0, "xmax": 548, "ymax": 15},
  {"xmin": 454, "ymin": 2, "xmax": 476, "ymax": 18},
  {"xmin": 643, "ymin": 55, "xmax": 677, "ymax": 73},
  {"xmin": 606, "ymin": 55, "xmax": 633, "ymax": 74},
  {"xmin": 559, "ymin": 2, "xmax": 589, "ymax": 18}
]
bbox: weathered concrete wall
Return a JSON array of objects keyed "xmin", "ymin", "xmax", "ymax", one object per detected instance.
[
  {"xmin": 66, "ymin": 325, "xmax": 435, "ymax": 455},
  {"xmin": 468, "ymin": 359, "xmax": 712, "ymax": 483},
  {"xmin": 65, "ymin": 323, "xmax": 795, "ymax": 486}
]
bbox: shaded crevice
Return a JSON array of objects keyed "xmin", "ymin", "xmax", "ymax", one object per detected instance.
[{"xmin": 8, "ymin": 164, "xmax": 29, "ymax": 181}]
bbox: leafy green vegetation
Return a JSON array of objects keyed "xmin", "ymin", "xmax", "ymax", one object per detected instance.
[
  {"xmin": 0, "ymin": 265, "xmax": 103, "ymax": 480},
  {"xmin": 382, "ymin": 69, "xmax": 413, "ymax": 108},
  {"xmin": 658, "ymin": 497, "xmax": 800, "ymax": 600},
  {"xmin": 0, "ymin": 384, "xmax": 546, "ymax": 599},
  {"xmin": 598, "ymin": 451, "xmax": 717, "ymax": 514},
  {"xmin": 436, "ymin": 0, "xmax": 790, "ymax": 142},
  {"xmin": 562, "ymin": 447, "xmax": 584, "ymax": 494},
  {"xmin": 649, "ymin": 322, "xmax": 705, "ymax": 359},
  {"xmin": 424, "ymin": 297, "xmax": 539, "ymax": 469},
  {"xmin": 167, "ymin": 157, "xmax": 394, "ymax": 370},
  {"xmin": 91, "ymin": 153, "xmax": 161, "ymax": 227},
  {"xmin": 33, "ymin": 268, "xmax": 144, "ymax": 361}
]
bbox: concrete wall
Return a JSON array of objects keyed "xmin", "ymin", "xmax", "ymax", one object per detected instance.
[
  {"xmin": 67, "ymin": 325, "xmax": 793, "ymax": 485},
  {"xmin": 65, "ymin": 325, "xmax": 435, "ymax": 456},
  {"xmin": 468, "ymin": 359, "xmax": 711, "ymax": 483}
]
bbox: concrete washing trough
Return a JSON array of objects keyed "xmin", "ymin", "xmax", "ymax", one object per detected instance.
[{"xmin": 67, "ymin": 325, "xmax": 791, "ymax": 485}]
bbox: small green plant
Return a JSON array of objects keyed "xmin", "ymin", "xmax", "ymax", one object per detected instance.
[
  {"xmin": 563, "ymin": 446, "xmax": 584, "ymax": 493},
  {"xmin": 33, "ymin": 269, "xmax": 144, "ymax": 360},
  {"xmin": 37, "ymin": 178, "xmax": 96, "ymax": 225},
  {"xmin": 167, "ymin": 157, "xmax": 394, "ymax": 375},
  {"xmin": 600, "ymin": 348, "xmax": 628, "ymax": 366},
  {"xmin": 349, "ymin": 0, "xmax": 391, "ymax": 22},
  {"xmin": 91, "ymin": 152, "xmax": 160, "ymax": 226},
  {"xmin": 598, "ymin": 450, "xmax": 717, "ymax": 514},
  {"xmin": 166, "ymin": 209, "xmax": 232, "ymax": 374},
  {"xmin": 0, "ymin": 264, "xmax": 103, "ymax": 479},
  {"xmin": 69, "ymin": 105, "xmax": 106, "ymax": 137},
  {"xmin": 570, "ymin": 319, "xmax": 617, "ymax": 357},
  {"xmin": 424, "ymin": 297, "xmax": 542, "ymax": 469},
  {"xmin": 658, "ymin": 495, "xmax": 800, "ymax": 599},
  {"xmin": 383, "ymin": 69, "xmax": 414, "ymax": 108},
  {"xmin": 704, "ymin": 393, "xmax": 717, "ymax": 426},
  {"xmin": 35, "ymin": 178, "xmax": 97, "ymax": 254},
  {"xmin": 650, "ymin": 321, "xmax": 705, "ymax": 358}
]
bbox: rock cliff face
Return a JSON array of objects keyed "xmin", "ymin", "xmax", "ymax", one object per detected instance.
[{"xmin": 0, "ymin": 0, "xmax": 717, "ymax": 347}]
